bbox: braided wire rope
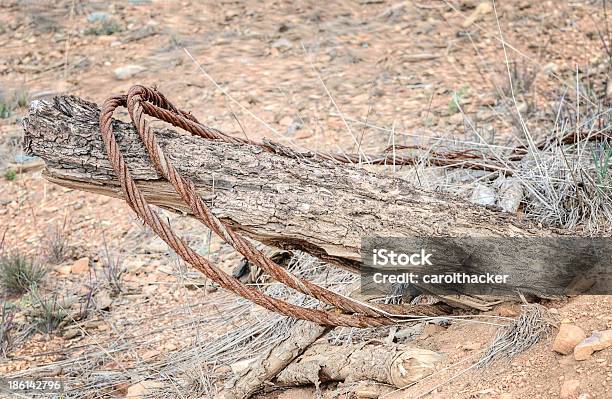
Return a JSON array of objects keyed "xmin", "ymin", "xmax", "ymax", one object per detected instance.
[{"xmin": 99, "ymin": 85, "xmax": 444, "ymax": 327}]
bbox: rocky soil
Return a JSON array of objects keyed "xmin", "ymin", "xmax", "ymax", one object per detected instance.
[{"xmin": 1, "ymin": 1, "xmax": 611, "ymax": 398}]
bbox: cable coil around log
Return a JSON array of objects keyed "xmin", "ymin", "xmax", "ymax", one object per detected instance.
[{"xmin": 99, "ymin": 85, "xmax": 444, "ymax": 327}]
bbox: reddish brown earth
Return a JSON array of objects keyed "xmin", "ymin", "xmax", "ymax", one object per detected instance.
[{"xmin": 1, "ymin": 1, "xmax": 611, "ymax": 398}]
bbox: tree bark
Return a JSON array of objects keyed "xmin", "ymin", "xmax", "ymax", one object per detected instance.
[{"xmin": 23, "ymin": 96, "xmax": 593, "ymax": 299}]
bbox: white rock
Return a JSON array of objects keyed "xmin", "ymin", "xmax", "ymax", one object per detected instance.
[
  {"xmin": 113, "ymin": 65, "xmax": 147, "ymax": 80},
  {"xmin": 498, "ymin": 178, "xmax": 523, "ymax": 213},
  {"xmin": 470, "ymin": 184, "xmax": 496, "ymax": 206},
  {"xmin": 542, "ymin": 62, "xmax": 559, "ymax": 76},
  {"xmin": 271, "ymin": 38, "xmax": 292, "ymax": 50},
  {"xmin": 574, "ymin": 329, "xmax": 612, "ymax": 360},
  {"xmin": 144, "ymin": 238, "xmax": 168, "ymax": 254}
]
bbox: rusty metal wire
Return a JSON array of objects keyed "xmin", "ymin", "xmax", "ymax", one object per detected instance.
[{"xmin": 99, "ymin": 85, "xmax": 445, "ymax": 327}]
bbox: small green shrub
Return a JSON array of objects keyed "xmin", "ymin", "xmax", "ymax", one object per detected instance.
[
  {"xmin": 4, "ymin": 170, "xmax": 16, "ymax": 181},
  {"xmin": 0, "ymin": 254, "xmax": 46, "ymax": 294},
  {"xmin": 101, "ymin": 242, "xmax": 124, "ymax": 296},
  {"xmin": 85, "ymin": 21, "xmax": 123, "ymax": 36},
  {"xmin": 28, "ymin": 288, "xmax": 66, "ymax": 333},
  {"xmin": 45, "ymin": 221, "xmax": 70, "ymax": 264},
  {"xmin": 0, "ymin": 102, "xmax": 10, "ymax": 119},
  {"xmin": 449, "ymin": 86, "xmax": 469, "ymax": 114},
  {"xmin": 14, "ymin": 87, "xmax": 28, "ymax": 109},
  {"xmin": 592, "ymin": 142, "xmax": 612, "ymax": 185},
  {"xmin": 0, "ymin": 302, "xmax": 15, "ymax": 356}
]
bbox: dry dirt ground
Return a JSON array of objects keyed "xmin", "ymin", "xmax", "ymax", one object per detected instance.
[{"xmin": 1, "ymin": 1, "xmax": 611, "ymax": 398}]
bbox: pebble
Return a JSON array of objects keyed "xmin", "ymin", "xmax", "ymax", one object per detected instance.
[
  {"xmin": 553, "ymin": 324, "xmax": 586, "ymax": 355},
  {"xmin": 144, "ymin": 238, "xmax": 168, "ymax": 254},
  {"xmin": 575, "ymin": 330, "xmax": 612, "ymax": 361},
  {"xmin": 542, "ymin": 62, "xmax": 559, "ymax": 76},
  {"xmin": 497, "ymin": 178, "xmax": 523, "ymax": 213},
  {"xmin": 271, "ymin": 38, "xmax": 293, "ymax": 50},
  {"xmin": 113, "ymin": 64, "xmax": 147, "ymax": 80},
  {"xmin": 70, "ymin": 257, "xmax": 90, "ymax": 274},
  {"xmin": 94, "ymin": 290, "xmax": 113, "ymax": 311},
  {"xmin": 461, "ymin": 2, "xmax": 493, "ymax": 29},
  {"xmin": 449, "ymin": 112, "xmax": 464, "ymax": 125},
  {"xmin": 560, "ymin": 379, "xmax": 580, "ymax": 399},
  {"xmin": 470, "ymin": 184, "xmax": 496, "ymax": 206}
]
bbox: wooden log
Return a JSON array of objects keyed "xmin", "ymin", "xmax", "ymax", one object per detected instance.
[
  {"xmin": 23, "ymin": 96, "xmax": 594, "ymax": 300},
  {"xmin": 274, "ymin": 342, "xmax": 442, "ymax": 388},
  {"xmin": 218, "ymin": 320, "xmax": 329, "ymax": 399}
]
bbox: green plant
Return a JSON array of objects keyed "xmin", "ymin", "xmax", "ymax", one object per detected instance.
[
  {"xmin": 84, "ymin": 21, "xmax": 123, "ymax": 36},
  {"xmin": 101, "ymin": 240, "xmax": 124, "ymax": 296},
  {"xmin": 0, "ymin": 302, "xmax": 15, "ymax": 356},
  {"xmin": 45, "ymin": 219, "xmax": 71, "ymax": 264},
  {"xmin": 0, "ymin": 101, "xmax": 10, "ymax": 119},
  {"xmin": 28, "ymin": 288, "xmax": 66, "ymax": 333},
  {"xmin": 592, "ymin": 142, "xmax": 612, "ymax": 185},
  {"xmin": 0, "ymin": 254, "xmax": 46, "ymax": 294},
  {"xmin": 14, "ymin": 87, "xmax": 28, "ymax": 109},
  {"xmin": 449, "ymin": 86, "xmax": 469, "ymax": 114},
  {"xmin": 4, "ymin": 170, "xmax": 16, "ymax": 181}
]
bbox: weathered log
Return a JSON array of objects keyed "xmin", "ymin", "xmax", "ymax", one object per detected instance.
[
  {"xmin": 274, "ymin": 342, "xmax": 442, "ymax": 388},
  {"xmin": 24, "ymin": 96, "xmax": 601, "ymax": 300},
  {"xmin": 219, "ymin": 320, "xmax": 329, "ymax": 399}
]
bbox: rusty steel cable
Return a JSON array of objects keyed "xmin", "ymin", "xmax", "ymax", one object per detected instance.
[{"xmin": 99, "ymin": 85, "xmax": 445, "ymax": 327}]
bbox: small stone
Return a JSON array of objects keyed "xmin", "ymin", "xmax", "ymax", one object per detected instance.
[
  {"xmin": 57, "ymin": 265, "xmax": 72, "ymax": 275},
  {"xmin": 271, "ymin": 38, "xmax": 293, "ymax": 50},
  {"xmin": 471, "ymin": 184, "xmax": 496, "ymax": 206},
  {"xmin": 496, "ymin": 303, "xmax": 519, "ymax": 317},
  {"xmin": 449, "ymin": 112, "xmax": 464, "ymax": 125},
  {"xmin": 574, "ymin": 330, "xmax": 612, "ymax": 361},
  {"xmin": 578, "ymin": 394, "xmax": 591, "ymax": 399},
  {"xmin": 278, "ymin": 116, "xmax": 293, "ymax": 126},
  {"xmin": 553, "ymin": 324, "xmax": 586, "ymax": 355},
  {"xmin": 560, "ymin": 379, "xmax": 580, "ymax": 399},
  {"xmin": 461, "ymin": 2, "xmax": 493, "ymax": 29},
  {"xmin": 62, "ymin": 329, "xmax": 81, "ymax": 340},
  {"xmin": 498, "ymin": 178, "xmax": 523, "ymax": 213},
  {"xmin": 542, "ymin": 62, "xmax": 559, "ymax": 76},
  {"xmin": 126, "ymin": 381, "xmax": 165, "ymax": 399},
  {"xmin": 144, "ymin": 238, "xmax": 168, "ymax": 254},
  {"xmin": 70, "ymin": 257, "xmax": 90, "ymax": 274},
  {"xmin": 396, "ymin": 324, "xmax": 423, "ymax": 340},
  {"xmin": 83, "ymin": 320, "xmax": 105, "ymax": 329},
  {"xmin": 113, "ymin": 64, "xmax": 147, "ymax": 80},
  {"xmin": 516, "ymin": 102, "xmax": 528, "ymax": 114},
  {"xmin": 95, "ymin": 290, "xmax": 113, "ymax": 311}
]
